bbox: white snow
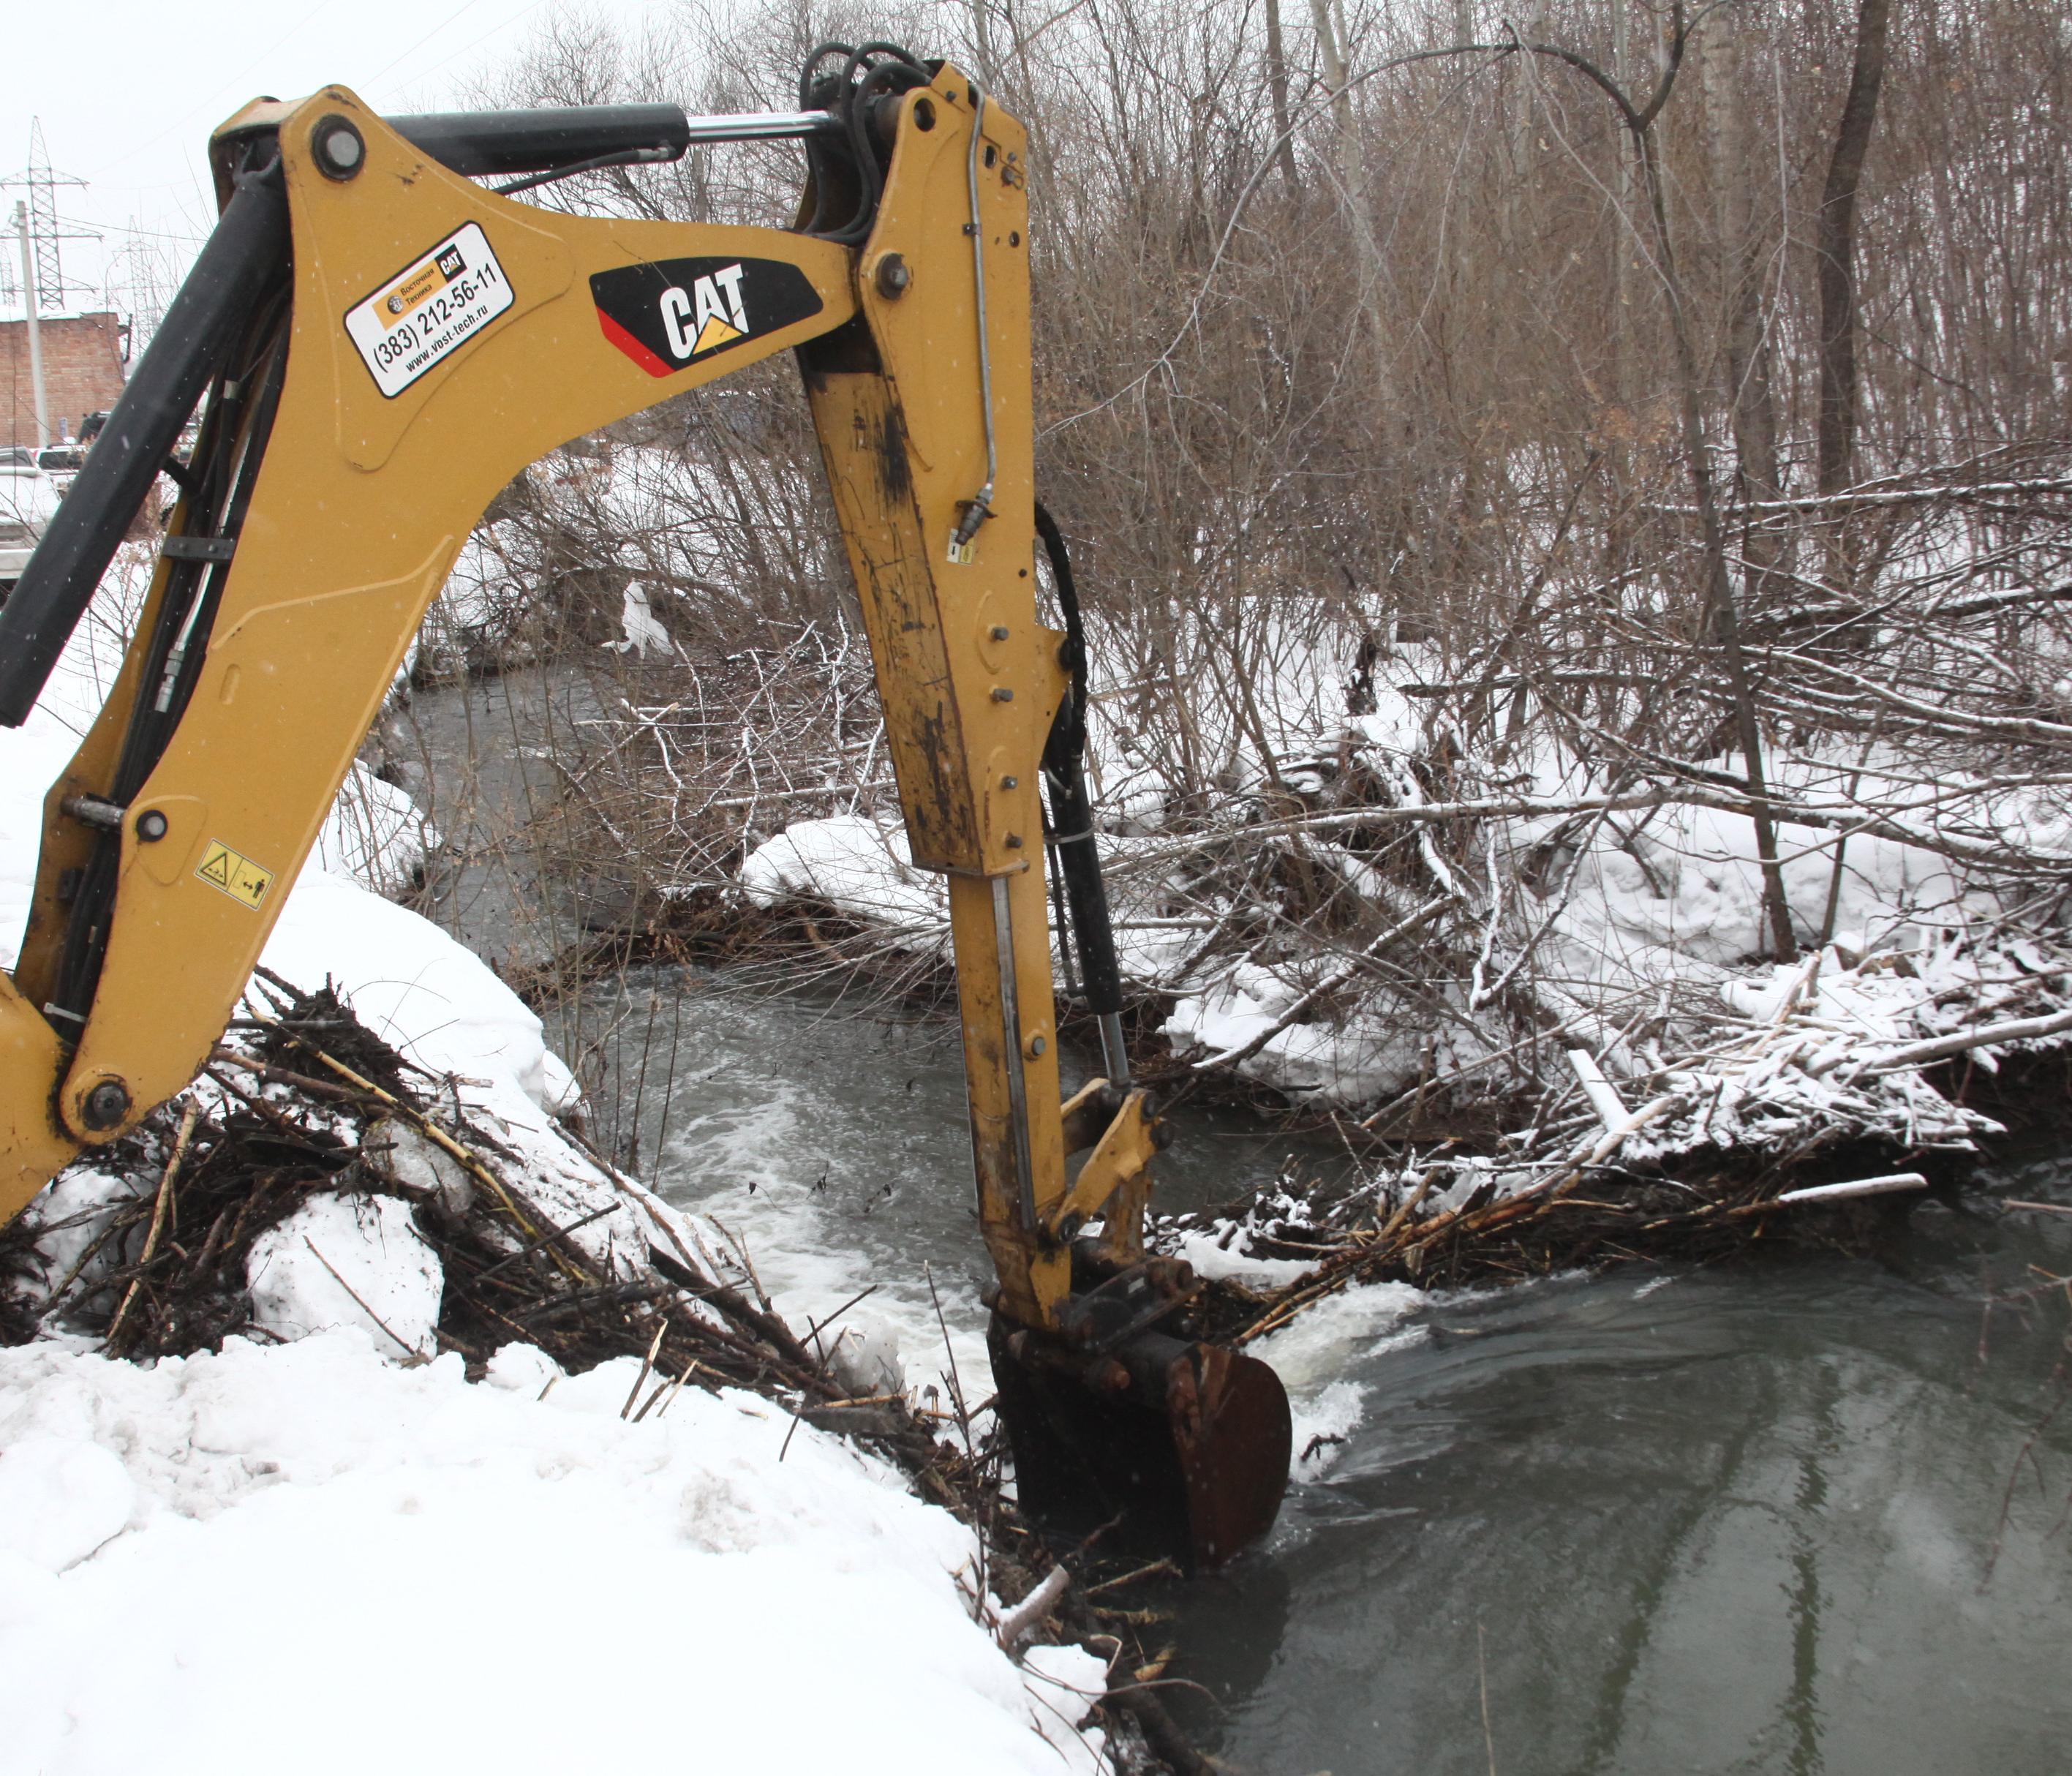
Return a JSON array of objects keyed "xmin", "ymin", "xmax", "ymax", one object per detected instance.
[
  {"xmin": 7, "ymin": 1166, "xmax": 149, "ymax": 1317},
  {"xmin": 245, "ymin": 1193, "xmax": 445, "ymax": 1357},
  {"xmin": 1165, "ymin": 1224, "xmax": 1314, "ymax": 1290},
  {"xmin": 312, "ymin": 764, "xmax": 434, "ymax": 895},
  {"xmin": 256, "ymin": 866, "xmax": 580, "ymax": 1118},
  {"xmin": 0, "ymin": 1333, "xmax": 1108, "ymax": 1775},
  {"xmin": 742, "ymin": 813, "xmax": 949, "ymax": 945}
]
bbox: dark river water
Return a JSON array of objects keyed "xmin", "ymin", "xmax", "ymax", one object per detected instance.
[
  {"xmin": 567, "ymin": 966, "xmax": 2071, "ymax": 1776},
  {"xmin": 1156, "ymin": 1223, "xmax": 2070, "ymax": 1776},
  {"xmin": 412, "ymin": 671, "xmax": 2071, "ymax": 1776}
]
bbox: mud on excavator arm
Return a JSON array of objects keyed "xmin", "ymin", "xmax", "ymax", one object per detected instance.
[{"xmin": 0, "ymin": 55, "xmax": 1287, "ymax": 1568}]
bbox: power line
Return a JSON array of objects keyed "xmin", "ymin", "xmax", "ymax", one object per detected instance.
[
  {"xmin": 83, "ymin": 0, "xmax": 337, "ymax": 181},
  {"xmin": 376, "ymin": 0, "xmax": 558, "ymax": 99},
  {"xmin": 362, "ymin": 0, "xmax": 499, "ymax": 91},
  {"xmin": 55, "ymin": 213, "xmax": 207, "ymax": 247}
]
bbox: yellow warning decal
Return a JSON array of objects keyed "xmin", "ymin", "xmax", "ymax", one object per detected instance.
[{"xmin": 195, "ymin": 839, "xmax": 274, "ymax": 911}]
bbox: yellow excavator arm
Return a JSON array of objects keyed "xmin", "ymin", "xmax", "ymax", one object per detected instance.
[{"xmin": 0, "ymin": 49, "xmax": 1286, "ymax": 1568}]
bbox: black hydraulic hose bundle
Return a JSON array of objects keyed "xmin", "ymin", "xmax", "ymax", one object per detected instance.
[
  {"xmin": 1035, "ymin": 503, "xmax": 1131, "ymax": 1080},
  {"xmin": 42, "ymin": 162, "xmax": 295, "ymax": 1032},
  {"xmin": 0, "ymin": 130, "xmax": 293, "ymax": 1032},
  {"xmin": 796, "ymin": 40, "xmax": 933, "ymax": 245}
]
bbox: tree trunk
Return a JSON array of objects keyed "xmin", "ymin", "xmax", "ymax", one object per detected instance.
[
  {"xmin": 1697, "ymin": 9, "xmax": 1785, "ymax": 608},
  {"xmin": 1308, "ymin": 0, "xmax": 1390, "ymax": 379},
  {"xmin": 1505, "ymin": 1, "xmax": 1551, "ymax": 249},
  {"xmin": 1634, "ymin": 121, "xmax": 1798, "ymax": 962},
  {"xmin": 1264, "ymin": 0, "xmax": 1302, "ymax": 191},
  {"xmin": 1610, "ymin": 0, "xmax": 1633, "ymax": 405},
  {"xmin": 968, "ymin": 0, "xmax": 997, "ymax": 83},
  {"xmin": 1309, "ymin": 0, "xmax": 1395, "ymax": 571},
  {"xmin": 1815, "ymin": 0, "xmax": 1893, "ymax": 498}
]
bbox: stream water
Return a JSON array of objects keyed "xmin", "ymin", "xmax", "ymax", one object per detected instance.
[
  {"xmin": 570, "ymin": 966, "xmax": 2070, "ymax": 1776},
  {"xmin": 410, "ymin": 673, "xmax": 2071, "ymax": 1774}
]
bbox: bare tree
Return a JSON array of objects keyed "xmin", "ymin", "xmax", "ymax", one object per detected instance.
[
  {"xmin": 1815, "ymin": 0, "xmax": 1894, "ymax": 502},
  {"xmin": 1262, "ymin": 0, "xmax": 1303, "ymax": 190},
  {"xmin": 1696, "ymin": 8, "xmax": 1783, "ymax": 525}
]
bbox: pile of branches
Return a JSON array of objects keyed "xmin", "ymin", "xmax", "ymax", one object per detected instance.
[
  {"xmin": 1167, "ymin": 1049, "xmax": 2072, "ymax": 1354},
  {"xmin": 1178, "ymin": 1141, "xmax": 1952, "ymax": 1352},
  {"xmin": 1, "ymin": 977, "xmax": 954, "ymax": 1479}
]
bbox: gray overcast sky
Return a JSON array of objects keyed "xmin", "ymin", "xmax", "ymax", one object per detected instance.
[{"xmin": 2, "ymin": 0, "xmax": 664, "ymax": 317}]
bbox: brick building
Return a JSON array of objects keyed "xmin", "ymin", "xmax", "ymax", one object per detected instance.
[{"xmin": 1, "ymin": 312, "xmax": 127, "ymax": 449}]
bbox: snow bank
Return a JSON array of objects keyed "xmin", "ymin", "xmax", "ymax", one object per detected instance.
[
  {"xmin": 312, "ymin": 765, "xmax": 434, "ymax": 895},
  {"xmin": 0, "ymin": 1333, "xmax": 1106, "ymax": 1775},
  {"xmin": 742, "ymin": 813, "xmax": 949, "ymax": 944},
  {"xmin": 731, "ymin": 622, "xmax": 2070, "ymax": 1156},
  {"xmin": 257, "ymin": 868, "xmax": 579, "ymax": 1118}
]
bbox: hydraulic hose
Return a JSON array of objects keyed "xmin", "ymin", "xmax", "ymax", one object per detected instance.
[{"xmin": 1036, "ymin": 502, "xmax": 1129, "ymax": 1083}]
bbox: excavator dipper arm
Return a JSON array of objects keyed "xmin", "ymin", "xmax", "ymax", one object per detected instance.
[{"xmin": 0, "ymin": 59, "xmax": 1286, "ymax": 1568}]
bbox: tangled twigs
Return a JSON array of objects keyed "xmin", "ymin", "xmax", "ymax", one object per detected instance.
[
  {"xmin": 105, "ymin": 1101, "xmax": 200, "ymax": 1353},
  {"xmin": 4, "ymin": 971, "xmax": 1225, "ymax": 1772},
  {"xmin": 242, "ymin": 1023, "xmax": 551, "ymax": 1247}
]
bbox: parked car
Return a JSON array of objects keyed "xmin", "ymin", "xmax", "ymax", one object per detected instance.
[{"xmin": 0, "ymin": 446, "xmax": 66, "ymax": 595}]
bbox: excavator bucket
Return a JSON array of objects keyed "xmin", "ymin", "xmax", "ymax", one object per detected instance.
[{"xmin": 988, "ymin": 1279, "xmax": 1291, "ymax": 1571}]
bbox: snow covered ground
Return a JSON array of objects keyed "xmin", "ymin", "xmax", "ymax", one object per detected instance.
[
  {"xmin": 0, "ymin": 1334, "xmax": 1105, "ymax": 1775},
  {"xmin": 1, "ymin": 556, "xmax": 1110, "ymax": 1773}
]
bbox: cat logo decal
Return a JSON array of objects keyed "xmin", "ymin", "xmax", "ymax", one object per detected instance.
[{"xmin": 590, "ymin": 257, "xmax": 824, "ymax": 377}]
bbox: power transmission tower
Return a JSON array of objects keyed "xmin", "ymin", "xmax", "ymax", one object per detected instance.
[{"xmin": 2, "ymin": 120, "xmax": 96, "ymax": 312}]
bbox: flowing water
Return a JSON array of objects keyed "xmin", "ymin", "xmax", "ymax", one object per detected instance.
[
  {"xmin": 1153, "ymin": 1219, "xmax": 2071, "ymax": 1775},
  {"xmin": 558, "ymin": 965, "xmax": 1319, "ymax": 1398},
  {"xmin": 573, "ymin": 967, "xmax": 2071, "ymax": 1776},
  {"xmin": 412, "ymin": 674, "xmax": 2071, "ymax": 1774},
  {"xmin": 383, "ymin": 664, "xmax": 610, "ymax": 971}
]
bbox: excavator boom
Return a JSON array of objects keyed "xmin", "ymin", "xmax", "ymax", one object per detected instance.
[{"xmin": 0, "ymin": 52, "xmax": 1287, "ymax": 1570}]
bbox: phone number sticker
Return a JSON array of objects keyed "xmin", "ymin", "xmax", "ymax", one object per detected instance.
[{"xmin": 344, "ymin": 222, "xmax": 515, "ymax": 398}]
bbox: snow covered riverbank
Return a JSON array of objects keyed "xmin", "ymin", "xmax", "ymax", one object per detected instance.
[
  {"xmin": 0, "ymin": 1334, "xmax": 1104, "ymax": 1775},
  {"xmin": 735, "ymin": 655, "xmax": 2072, "ymax": 1194},
  {"xmin": 0, "ymin": 560, "xmax": 1110, "ymax": 1774}
]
